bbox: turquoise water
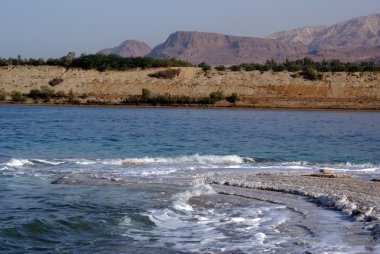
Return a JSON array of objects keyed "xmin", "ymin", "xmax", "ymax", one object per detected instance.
[{"xmin": 0, "ymin": 105, "xmax": 379, "ymax": 253}]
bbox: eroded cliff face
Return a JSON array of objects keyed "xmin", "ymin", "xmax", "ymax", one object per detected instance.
[
  {"xmin": 1, "ymin": 66, "xmax": 379, "ymax": 109},
  {"xmin": 147, "ymin": 31, "xmax": 308, "ymax": 65}
]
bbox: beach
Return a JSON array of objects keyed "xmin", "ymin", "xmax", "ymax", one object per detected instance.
[{"xmin": 1, "ymin": 66, "xmax": 379, "ymax": 110}]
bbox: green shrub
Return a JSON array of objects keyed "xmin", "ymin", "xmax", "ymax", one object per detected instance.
[
  {"xmin": 11, "ymin": 91, "xmax": 26, "ymax": 102},
  {"xmin": 0, "ymin": 90, "xmax": 5, "ymax": 101},
  {"xmin": 79, "ymin": 93, "xmax": 89, "ymax": 99},
  {"xmin": 87, "ymin": 99, "xmax": 111, "ymax": 105},
  {"xmin": 123, "ymin": 91, "xmax": 225, "ymax": 106},
  {"xmin": 215, "ymin": 65, "xmax": 226, "ymax": 71},
  {"xmin": 209, "ymin": 90, "xmax": 224, "ymax": 101},
  {"xmin": 226, "ymin": 93, "xmax": 239, "ymax": 104},
  {"xmin": 55, "ymin": 90, "xmax": 66, "ymax": 99},
  {"xmin": 198, "ymin": 62, "xmax": 211, "ymax": 72},
  {"xmin": 148, "ymin": 68, "xmax": 181, "ymax": 79},
  {"xmin": 230, "ymin": 65, "xmax": 242, "ymax": 72},
  {"xmin": 28, "ymin": 86, "xmax": 56, "ymax": 101},
  {"xmin": 301, "ymin": 67, "xmax": 323, "ymax": 81},
  {"xmin": 141, "ymin": 88, "xmax": 151, "ymax": 101},
  {"xmin": 28, "ymin": 88, "xmax": 42, "ymax": 100},
  {"xmin": 67, "ymin": 89, "xmax": 77, "ymax": 103},
  {"xmin": 122, "ymin": 95, "xmax": 142, "ymax": 104}
]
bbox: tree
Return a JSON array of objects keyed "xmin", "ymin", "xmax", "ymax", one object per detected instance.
[
  {"xmin": 11, "ymin": 91, "xmax": 26, "ymax": 102},
  {"xmin": 62, "ymin": 52, "xmax": 76, "ymax": 67},
  {"xmin": 215, "ymin": 65, "xmax": 226, "ymax": 71}
]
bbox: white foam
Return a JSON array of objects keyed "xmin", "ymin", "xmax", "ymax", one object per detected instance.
[
  {"xmin": 128, "ymin": 199, "xmax": 289, "ymax": 253},
  {"xmin": 31, "ymin": 159, "xmax": 65, "ymax": 166},
  {"xmin": 118, "ymin": 154, "xmax": 252, "ymax": 165},
  {"xmin": 4, "ymin": 159, "xmax": 34, "ymax": 167},
  {"xmin": 231, "ymin": 217, "xmax": 246, "ymax": 222},
  {"xmin": 119, "ymin": 216, "xmax": 132, "ymax": 226},
  {"xmin": 173, "ymin": 180, "xmax": 216, "ymax": 211},
  {"xmin": 254, "ymin": 232, "xmax": 266, "ymax": 244}
]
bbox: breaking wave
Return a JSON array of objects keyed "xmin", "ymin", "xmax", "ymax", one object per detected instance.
[{"xmin": 1, "ymin": 156, "xmax": 379, "ymax": 176}]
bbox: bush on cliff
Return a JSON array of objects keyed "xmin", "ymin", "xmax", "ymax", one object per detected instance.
[
  {"xmin": 209, "ymin": 90, "xmax": 224, "ymax": 102},
  {"xmin": 0, "ymin": 90, "xmax": 5, "ymax": 101},
  {"xmin": 301, "ymin": 67, "xmax": 323, "ymax": 81},
  {"xmin": 11, "ymin": 91, "xmax": 26, "ymax": 103},
  {"xmin": 198, "ymin": 62, "xmax": 211, "ymax": 72},
  {"xmin": 28, "ymin": 86, "xmax": 56, "ymax": 102},
  {"xmin": 226, "ymin": 93, "xmax": 239, "ymax": 104},
  {"xmin": 215, "ymin": 65, "xmax": 226, "ymax": 71},
  {"xmin": 122, "ymin": 89, "xmax": 226, "ymax": 106}
]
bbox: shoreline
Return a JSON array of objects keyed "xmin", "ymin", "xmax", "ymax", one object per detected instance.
[
  {"xmin": 207, "ymin": 172, "xmax": 380, "ymax": 239},
  {"xmin": 1, "ymin": 101, "xmax": 380, "ymax": 112},
  {"xmin": 50, "ymin": 169, "xmax": 380, "ymax": 240},
  {"xmin": 1, "ymin": 66, "xmax": 379, "ymax": 111}
]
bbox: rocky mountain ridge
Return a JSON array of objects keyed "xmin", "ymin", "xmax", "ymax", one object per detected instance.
[
  {"xmin": 98, "ymin": 13, "xmax": 380, "ymax": 65},
  {"xmin": 268, "ymin": 13, "xmax": 380, "ymax": 50}
]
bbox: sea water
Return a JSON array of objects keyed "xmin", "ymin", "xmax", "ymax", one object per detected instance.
[{"xmin": 0, "ymin": 105, "xmax": 379, "ymax": 253}]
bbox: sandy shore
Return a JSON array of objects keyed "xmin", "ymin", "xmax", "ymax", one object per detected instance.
[
  {"xmin": 208, "ymin": 172, "xmax": 380, "ymax": 238},
  {"xmin": 1, "ymin": 66, "xmax": 380, "ymax": 110}
]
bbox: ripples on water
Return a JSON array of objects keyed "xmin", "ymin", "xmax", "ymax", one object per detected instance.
[{"xmin": 1, "ymin": 106, "xmax": 380, "ymax": 253}]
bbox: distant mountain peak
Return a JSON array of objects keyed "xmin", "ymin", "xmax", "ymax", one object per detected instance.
[
  {"xmin": 268, "ymin": 13, "xmax": 380, "ymax": 50},
  {"xmin": 98, "ymin": 40, "xmax": 151, "ymax": 57},
  {"xmin": 267, "ymin": 26, "xmax": 327, "ymax": 46}
]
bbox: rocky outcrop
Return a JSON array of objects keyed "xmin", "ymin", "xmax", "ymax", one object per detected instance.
[
  {"xmin": 98, "ymin": 40, "xmax": 151, "ymax": 57},
  {"xmin": 146, "ymin": 31, "xmax": 308, "ymax": 65}
]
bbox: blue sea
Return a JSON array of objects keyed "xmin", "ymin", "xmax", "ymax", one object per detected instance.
[{"xmin": 0, "ymin": 105, "xmax": 379, "ymax": 253}]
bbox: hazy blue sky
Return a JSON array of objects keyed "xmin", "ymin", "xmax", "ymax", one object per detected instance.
[{"xmin": 1, "ymin": 0, "xmax": 379, "ymax": 58}]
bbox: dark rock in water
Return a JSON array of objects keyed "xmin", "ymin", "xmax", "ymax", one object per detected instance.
[
  {"xmin": 51, "ymin": 177, "xmax": 70, "ymax": 184},
  {"xmin": 371, "ymin": 179, "xmax": 380, "ymax": 182}
]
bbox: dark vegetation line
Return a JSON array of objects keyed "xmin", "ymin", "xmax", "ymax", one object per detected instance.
[
  {"xmin": 123, "ymin": 89, "xmax": 238, "ymax": 106},
  {"xmin": 0, "ymin": 53, "xmax": 194, "ymax": 71},
  {"xmin": 0, "ymin": 86, "xmax": 239, "ymax": 106},
  {"xmin": 1, "ymin": 53, "xmax": 379, "ymax": 74}
]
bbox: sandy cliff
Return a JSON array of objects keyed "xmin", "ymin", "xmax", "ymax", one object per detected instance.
[{"xmin": 1, "ymin": 66, "xmax": 379, "ymax": 110}]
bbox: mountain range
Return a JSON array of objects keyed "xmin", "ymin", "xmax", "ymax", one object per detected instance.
[{"xmin": 98, "ymin": 13, "xmax": 380, "ymax": 65}]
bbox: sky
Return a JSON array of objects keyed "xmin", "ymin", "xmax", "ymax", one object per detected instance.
[{"xmin": 1, "ymin": 0, "xmax": 379, "ymax": 58}]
